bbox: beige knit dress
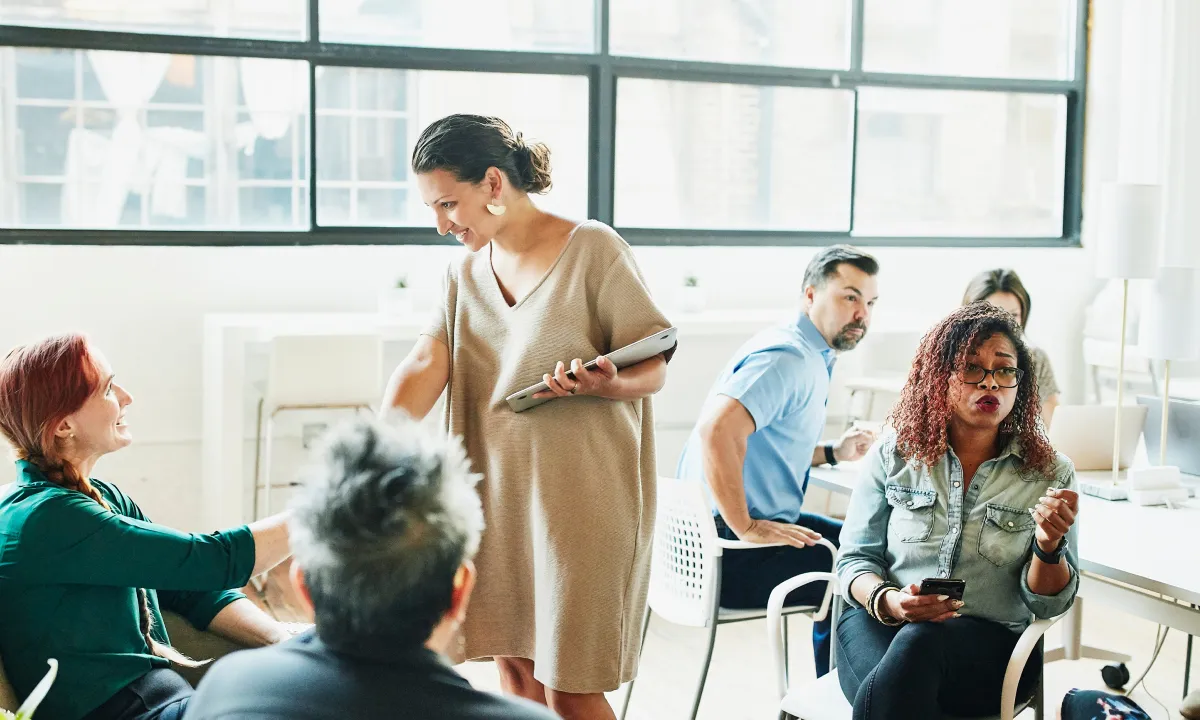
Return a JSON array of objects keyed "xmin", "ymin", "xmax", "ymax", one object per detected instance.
[{"xmin": 422, "ymin": 220, "xmax": 673, "ymax": 694}]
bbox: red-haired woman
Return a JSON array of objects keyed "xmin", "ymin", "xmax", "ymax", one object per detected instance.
[
  {"xmin": 833, "ymin": 304, "xmax": 1080, "ymax": 720},
  {"xmin": 0, "ymin": 334, "xmax": 294, "ymax": 720}
]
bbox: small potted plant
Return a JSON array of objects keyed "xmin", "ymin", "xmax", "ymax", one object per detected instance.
[
  {"xmin": 378, "ymin": 275, "xmax": 413, "ymax": 318},
  {"xmin": 676, "ymin": 274, "xmax": 705, "ymax": 313}
]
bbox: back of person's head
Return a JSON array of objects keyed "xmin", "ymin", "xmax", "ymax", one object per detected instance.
[
  {"xmin": 411, "ymin": 114, "xmax": 552, "ymax": 195},
  {"xmin": 290, "ymin": 416, "xmax": 484, "ymax": 648},
  {"xmin": 801, "ymin": 245, "xmax": 879, "ymax": 293},
  {"xmin": 962, "ymin": 268, "xmax": 1031, "ymax": 329}
]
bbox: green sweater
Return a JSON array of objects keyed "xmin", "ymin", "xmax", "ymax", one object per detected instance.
[{"xmin": 0, "ymin": 461, "xmax": 256, "ymax": 720}]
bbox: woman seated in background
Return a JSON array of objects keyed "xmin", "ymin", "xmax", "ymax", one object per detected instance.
[
  {"xmin": 963, "ymin": 268, "xmax": 1061, "ymax": 426},
  {"xmin": 835, "ymin": 303, "xmax": 1080, "ymax": 720},
  {"xmin": 0, "ymin": 334, "xmax": 295, "ymax": 720}
]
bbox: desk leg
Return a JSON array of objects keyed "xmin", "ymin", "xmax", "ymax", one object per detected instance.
[
  {"xmin": 1186, "ymin": 631, "xmax": 1194, "ymax": 697},
  {"xmin": 1044, "ymin": 597, "xmax": 1133, "ymax": 665}
]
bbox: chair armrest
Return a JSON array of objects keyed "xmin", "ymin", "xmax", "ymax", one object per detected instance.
[
  {"xmin": 714, "ymin": 536, "xmax": 836, "ymax": 554},
  {"xmin": 998, "ymin": 613, "xmax": 1067, "ymax": 720},
  {"xmin": 713, "ymin": 538, "xmax": 783, "ymax": 551},
  {"xmin": 162, "ymin": 611, "xmax": 254, "ymax": 687},
  {"xmin": 766, "ymin": 571, "xmax": 839, "ymax": 700}
]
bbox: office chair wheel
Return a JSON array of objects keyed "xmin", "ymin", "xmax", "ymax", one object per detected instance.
[{"xmin": 1101, "ymin": 662, "xmax": 1130, "ymax": 689}]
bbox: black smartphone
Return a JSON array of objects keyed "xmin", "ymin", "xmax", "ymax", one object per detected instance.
[{"xmin": 918, "ymin": 578, "xmax": 966, "ymax": 601}]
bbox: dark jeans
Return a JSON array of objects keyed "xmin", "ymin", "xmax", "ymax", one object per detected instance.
[
  {"xmin": 715, "ymin": 511, "xmax": 842, "ymax": 677},
  {"xmin": 835, "ymin": 607, "xmax": 1041, "ymax": 720},
  {"xmin": 83, "ymin": 669, "xmax": 192, "ymax": 720}
]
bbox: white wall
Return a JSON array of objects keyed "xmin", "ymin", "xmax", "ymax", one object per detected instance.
[{"xmin": 0, "ymin": 240, "xmax": 1100, "ymax": 529}]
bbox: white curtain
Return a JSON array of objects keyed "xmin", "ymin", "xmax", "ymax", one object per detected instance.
[
  {"xmin": 76, "ymin": 51, "xmax": 170, "ymax": 226},
  {"xmin": 1160, "ymin": 0, "xmax": 1200, "ymax": 268},
  {"xmin": 237, "ymin": 58, "xmax": 308, "ymax": 154},
  {"xmin": 1088, "ymin": 0, "xmax": 1200, "ymax": 269},
  {"xmin": 63, "ymin": 52, "xmax": 214, "ymax": 224}
]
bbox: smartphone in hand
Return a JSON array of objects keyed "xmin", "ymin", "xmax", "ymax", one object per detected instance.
[{"xmin": 918, "ymin": 578, "xmax": 966, "ymax": 601}]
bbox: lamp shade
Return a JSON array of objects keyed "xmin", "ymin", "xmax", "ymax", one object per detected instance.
[
  {"xmin": 1096, "ymin": 183, "xmax": 1163, "ymax": 279},
  {"xmin": 1138, "ymin": 266, "xmax": 1200, "ymax": 361}
]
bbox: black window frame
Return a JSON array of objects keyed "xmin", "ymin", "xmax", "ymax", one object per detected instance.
[{"xmin": 0, "ymin": 0, "xmax": 1090, "ymax": 247}]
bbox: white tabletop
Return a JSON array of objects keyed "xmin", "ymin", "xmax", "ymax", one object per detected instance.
[{"xmin": 808, "ymin": 463, "xmax": 1200, "ymax": 605}]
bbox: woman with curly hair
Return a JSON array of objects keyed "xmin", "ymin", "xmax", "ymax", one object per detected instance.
[{"xmin": 833, "ymin": 303, "xmax": 1080, "ymax": 720}]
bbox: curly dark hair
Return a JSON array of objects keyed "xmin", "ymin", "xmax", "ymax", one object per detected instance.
[{"xmin": 887, "ymin": 302, "xmax": 1056, "ymax": 477}]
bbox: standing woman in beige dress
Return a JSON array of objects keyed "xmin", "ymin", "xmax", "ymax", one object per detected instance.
[{"xmin": 381, "ymin": 114, "xmax": 674, "ymax": 720}]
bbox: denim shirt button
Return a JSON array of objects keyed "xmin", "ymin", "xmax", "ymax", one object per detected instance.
[
  {"xmin": 953, "ymin": 481, "xmax": 961, "ymax": 488},
  {"xmin": 1008, "ymin": 521, "xmax": 1014, "ymax": 527}
]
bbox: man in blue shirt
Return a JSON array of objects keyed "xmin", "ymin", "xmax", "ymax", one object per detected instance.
[{"xmin": 677, "ymin": 245, "xmax": 881, "ymax": 677}]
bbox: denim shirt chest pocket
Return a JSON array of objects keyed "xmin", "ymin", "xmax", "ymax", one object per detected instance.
[
  {"xmin": 885, "ymin": 485, "xmax": 938, "ymax": 543},
  {"xmin": 978, "ymin": 503, "xmax": 1036, "ymax": 567}
]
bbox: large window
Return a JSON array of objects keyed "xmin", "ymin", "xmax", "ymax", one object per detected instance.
[{"xmin": 0, "ymin": 0, "xmax": 1087, "ymax": 246}]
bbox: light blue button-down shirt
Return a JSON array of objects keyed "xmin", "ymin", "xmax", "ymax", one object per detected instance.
[
  {"xmin": 677, "ymin": 313, "xmax": 836, "ymax": 522},
  {"xmin": 836, "ymin": 430, "xmax": 1080, "ymax": 632}
]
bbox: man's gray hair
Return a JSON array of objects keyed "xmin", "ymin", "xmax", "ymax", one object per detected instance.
[
  {"xmin": 289, "ymin": 416, "xmax": 483, "ymax": 646},
  {"xmin": 802, "ymin": 244, "xmax": 879, "ymax": 292}
]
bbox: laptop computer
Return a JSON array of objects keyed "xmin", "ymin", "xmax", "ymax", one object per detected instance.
[
  {"xmin": 1136, "ymin": 395, "xmax": 1200, "ymax": 476},
  {"xmin": 1047, "ymin": 404, "xmax": 1148, "ymax": 471}
]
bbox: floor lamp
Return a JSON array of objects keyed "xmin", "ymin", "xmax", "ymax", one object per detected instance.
[
  {"xmin": 1093, "ymin": 182, "xmax": 1163, "ymax": 495},
  {"xmin": 1131, "ymin": 265, "xmax": 1198, "ymax": 505},
  {"xmin": 1050, "ymin": 183, "xmax": 1162, "ymax": 667}
]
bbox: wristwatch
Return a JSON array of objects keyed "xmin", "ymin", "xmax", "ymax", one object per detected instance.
[
  {"xmin": 824, "ymin": 443, "xmax": 838, "ymax": 466},
  {"xmin": 1032, "ymin": 536, "xmax": 1067, "ymax": 564}
]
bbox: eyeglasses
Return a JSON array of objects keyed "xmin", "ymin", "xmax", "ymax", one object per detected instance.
[{"xmin": 959, "ymin": 364, "xmax": 1023, "ymax": 388}]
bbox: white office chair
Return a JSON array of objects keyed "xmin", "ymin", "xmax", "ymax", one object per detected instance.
[
  {"xmin": 252, "ymin": 334, "xmax": 384, "ymax": 521},
  {"xmin": 766, "ymin": 574, "xmax": 1065, "ymax": 720},
  {"xmin": 620, "ymin": 476, "xmax": 836, "ymax": 720}
]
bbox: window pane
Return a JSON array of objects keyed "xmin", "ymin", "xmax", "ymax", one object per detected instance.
[
  {"xmin": 853, "ymin": 88, "xmax": 1066, "ymax": 237},
  {"xmin": 316, "ymin": 67, "xmax": 588, "ymax": 227},
  {"xmin": 0, "ymin": 48, "xmax": 310, "ymax": 230},
  {"xmin": 614, "ymin": 79, "xmax": 853, "ymax": 231},
  {"xmin": 863, "ymin": 0, "xmax": 1076, "ymax": 80},
  {"xmin": 0, "ymin": 0, "xmax": 306, "ymax": 40},
  {"xmin": 610, "ymin": 0, "xmax": 850, "ymax": 69},
  {"xmin": 319, "ymin": 0, "xmax": 595, "ymax": 52}
]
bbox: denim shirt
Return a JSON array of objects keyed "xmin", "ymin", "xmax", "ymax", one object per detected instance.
[{"xmin": 836, "ymin": 431, "xmax": 1079, "ymax": 632}]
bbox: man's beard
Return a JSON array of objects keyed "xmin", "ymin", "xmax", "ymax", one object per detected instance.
[{"xmin": 831, "ymin": 322, "xmax": 867, "ymax": 351}]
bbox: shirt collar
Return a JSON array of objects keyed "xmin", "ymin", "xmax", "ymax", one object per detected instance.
[
  {"xmin": 314, "ymin": 626, "xmax": 455, "ymax": 669},
  {"xmin": 14, "ymin": 460, "xmax": 48, "ymax": 487},
  {"xmin": 997, "ymin": 435, "xmax": 1025, "ymax": 460},
  {"xmin": 796, "ymin": 312, "xmax": 837, "ymax": 369}
]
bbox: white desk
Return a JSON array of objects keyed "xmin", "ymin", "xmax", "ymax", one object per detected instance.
[
  {"xmin": 808, "ymin": 463, "xmax": 1200, "ymax": 644},
  {"xmin": 201, "ymin": 309, "xmax": 790, "ymax": 529}
]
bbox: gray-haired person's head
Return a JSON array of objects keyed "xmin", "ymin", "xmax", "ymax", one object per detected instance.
[{"xmin": 289, "ymin": 417, "xmax": 483, "ymax": 647}]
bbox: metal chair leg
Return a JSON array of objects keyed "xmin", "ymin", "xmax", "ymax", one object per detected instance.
[
  {"xmin": 1034, "ymin": 650, "xmax": 1046, "ymax": 720},
  {"xmin": 619, "ymin": 607, "xmax": 652, "ymax": 720},
  {"xmin": 689, "ymin": 609, "xmax": 720, "ymax": 720},
  {"xmin": 262, "ymin": 415, "xmax": 276, "ymax": 519},
  {"xmin": 783, "ymin": 613, "xmax": 790, "ymax": 681}
]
